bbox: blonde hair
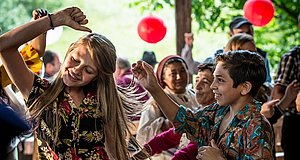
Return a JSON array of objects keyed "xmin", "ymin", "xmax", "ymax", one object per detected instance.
[
  {"xmin": 30, "ymin": 33, "xmax": 132, "ymax": 159},
  {"xmin": 224, "ymin": 33, "xmax": 254, "ymax": 52}
]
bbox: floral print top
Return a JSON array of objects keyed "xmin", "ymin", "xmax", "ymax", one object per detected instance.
[
  {"xmin": 174, "ymin": 101, "xmax": 274, "ymax": 160},
  {"xmin": 27, "ymin": 75, "xmax": 109, "ymax": 160}
]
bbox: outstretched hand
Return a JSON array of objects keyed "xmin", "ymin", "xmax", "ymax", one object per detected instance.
[
  {"xmin": 261, "ymin": 99, "xmax": 280, "ymax": 118},
  {"xmin": 132, "ymin": 61, "xmax": 158, "ymax": 92},
  {"xmin": 53, "ymin": 7, "xmax": 92, "ymax": 33}
]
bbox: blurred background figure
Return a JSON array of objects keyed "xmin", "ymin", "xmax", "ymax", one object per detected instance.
[
  {"xmin": 115, "ymin": 57, "xmax": 150, "ymax": 103},
  {"xmin": 181, "ymin": 33, "xmax": 200, "ymax": 85},
  {"xmin": 115, "ymin": 57, "xmax": 150, "ymax": 133},
  {"xmin": 141, "ymin": 51, "xmax": 158, "ymax": 69},
  {"xmin": 115, "ymin": 57, "xmax": 150, "ymax": 152},
  {"xmin": 42, "ymin": 50, "xmax": 61, "ymax": 81},
  {"xmin": 181, "ymin": 33, "xmax": 200, "ymax": 75}
]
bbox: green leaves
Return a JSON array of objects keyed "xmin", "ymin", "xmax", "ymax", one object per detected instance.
[{"xmin": 0, "ymin": 0, "xmax": 62, "ymax": 34}]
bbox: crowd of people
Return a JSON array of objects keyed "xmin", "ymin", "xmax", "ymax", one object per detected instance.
[{"xmin": 0, "ymin": 6, "xmax": 299, "ymax": 160}]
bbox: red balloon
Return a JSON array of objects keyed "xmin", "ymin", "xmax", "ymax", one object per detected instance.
[
  {"xmin": 137, "ymin": 16, "xmax": 167, "ymax": 43},
  {"xmin": 243, "ymin": 0, "xmax": 275, "ymax": 27}
]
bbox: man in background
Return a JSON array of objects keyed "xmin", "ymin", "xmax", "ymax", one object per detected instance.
[
  {"xmin": 42, "ymin": 50, "xmax": 61, "ymax": 81},
  {"xmin": 181, "ymin": 33, "xmax": 200, "ymax": 75},
  {"xmin": 141, "ymin": 51, "xmax": 158, "ymax": 69}
]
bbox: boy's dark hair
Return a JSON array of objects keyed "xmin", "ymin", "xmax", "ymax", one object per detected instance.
[
  {"xmin": 197, "ymin": 63, "xmax": 215, "ymax": 73},
  {"xmin": 43, "ymin": 50, "xmax": 57, "ymax": 67},
  {"xmin": 215, "ymin": 50, "xmax": 266, "ymax": 97}
]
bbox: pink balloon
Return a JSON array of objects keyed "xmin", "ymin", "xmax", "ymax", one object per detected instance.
[
  {"xmin": 243, "ymin": 0, "xmax": 275, "ymax": 27},
  {"xmin": 137, "ymin": 16, "xmax": 167, "ymax": 43}
]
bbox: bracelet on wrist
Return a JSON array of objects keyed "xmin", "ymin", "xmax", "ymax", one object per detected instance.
[{"xmin": 47, "ymin": 13, "xmax": 54, "ymax": 30}]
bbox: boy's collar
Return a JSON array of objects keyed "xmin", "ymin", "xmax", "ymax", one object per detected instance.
[{"xmin": 235, "ymin": 100, "xmax": 262, "ymax": 121}]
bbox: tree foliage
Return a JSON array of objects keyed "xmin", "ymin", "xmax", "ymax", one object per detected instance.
[
  {"xmin": 0, "ymin": 0, "xmax": 62, "ymax": 34},
  {"xmin": 129, "ymin": 0, "xmax": 300, "ymax": 69}
]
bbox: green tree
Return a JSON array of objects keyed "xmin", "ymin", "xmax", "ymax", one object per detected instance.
[
  {"xmin": 129, "ymin": 0, "xmax": 300, "ymax": 69},
  {"xmin": 0, "ymin": 0, "xmax": 62, "ymax": 34}
]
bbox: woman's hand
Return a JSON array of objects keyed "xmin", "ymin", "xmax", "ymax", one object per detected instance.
[
  {"xmin": 132, "ymin": 61, "xmax": 159, "ymax": 93},
  {"xmin": 52, "ymin": 7, "xmax": 91, "ymax": 32},
  {"xmin": 197, "ymin": 139, "xmax": 225, "ymax": 160}
]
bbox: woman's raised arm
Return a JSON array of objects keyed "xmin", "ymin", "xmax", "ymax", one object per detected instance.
[{"xmin": 0, "ymin": 7, "xmax": 91, "ymax": 100}]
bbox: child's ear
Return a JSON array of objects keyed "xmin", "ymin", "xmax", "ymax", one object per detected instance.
[{"xmin": 240, "ymin": 81, "xmax": 252, "ymax": 96}]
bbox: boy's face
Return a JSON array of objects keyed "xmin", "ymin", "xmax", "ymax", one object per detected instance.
[{"xmin": 210, "ymin": 62, "xmax": 244, "ymax": 106}]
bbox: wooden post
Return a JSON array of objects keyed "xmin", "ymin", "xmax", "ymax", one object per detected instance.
[
  {"xmin": 175, "ymin": 0, "xmax": 193, "ymax": 84},
  {"xmin": 175, "ymin": 0, "xmax": 192, "ymax": 55}
]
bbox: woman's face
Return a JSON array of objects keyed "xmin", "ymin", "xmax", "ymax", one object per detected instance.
[
  {"xmin": 62, "ymin": 45, "xmax": 98, "ymax": 88},
  {"xmin": 163, "ymin": 62, "xmax": 188, "ymax": 94}
]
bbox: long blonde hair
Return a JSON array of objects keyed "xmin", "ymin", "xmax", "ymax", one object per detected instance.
[{"xmin": 30, "ymin": 33, "xmax": 131, "ymax": 159}]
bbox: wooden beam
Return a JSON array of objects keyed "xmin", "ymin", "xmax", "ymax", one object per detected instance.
[{"xmin": 175, "ymin": 0, "xmax": 192, "ymax": 55}]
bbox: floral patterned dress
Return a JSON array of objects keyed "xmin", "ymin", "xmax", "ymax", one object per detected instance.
[
  {"xmin": 174, "ymin": 101, "xmax": 274, "ymax": 160},
  {"xmin": 27, "ymin": 75, "xmax": 109, "ymax": 160}
]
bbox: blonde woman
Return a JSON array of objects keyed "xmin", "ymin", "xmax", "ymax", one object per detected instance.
[{"xmin": 0, "ymin": 7, "xmax": 136, "ymax": 159}]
